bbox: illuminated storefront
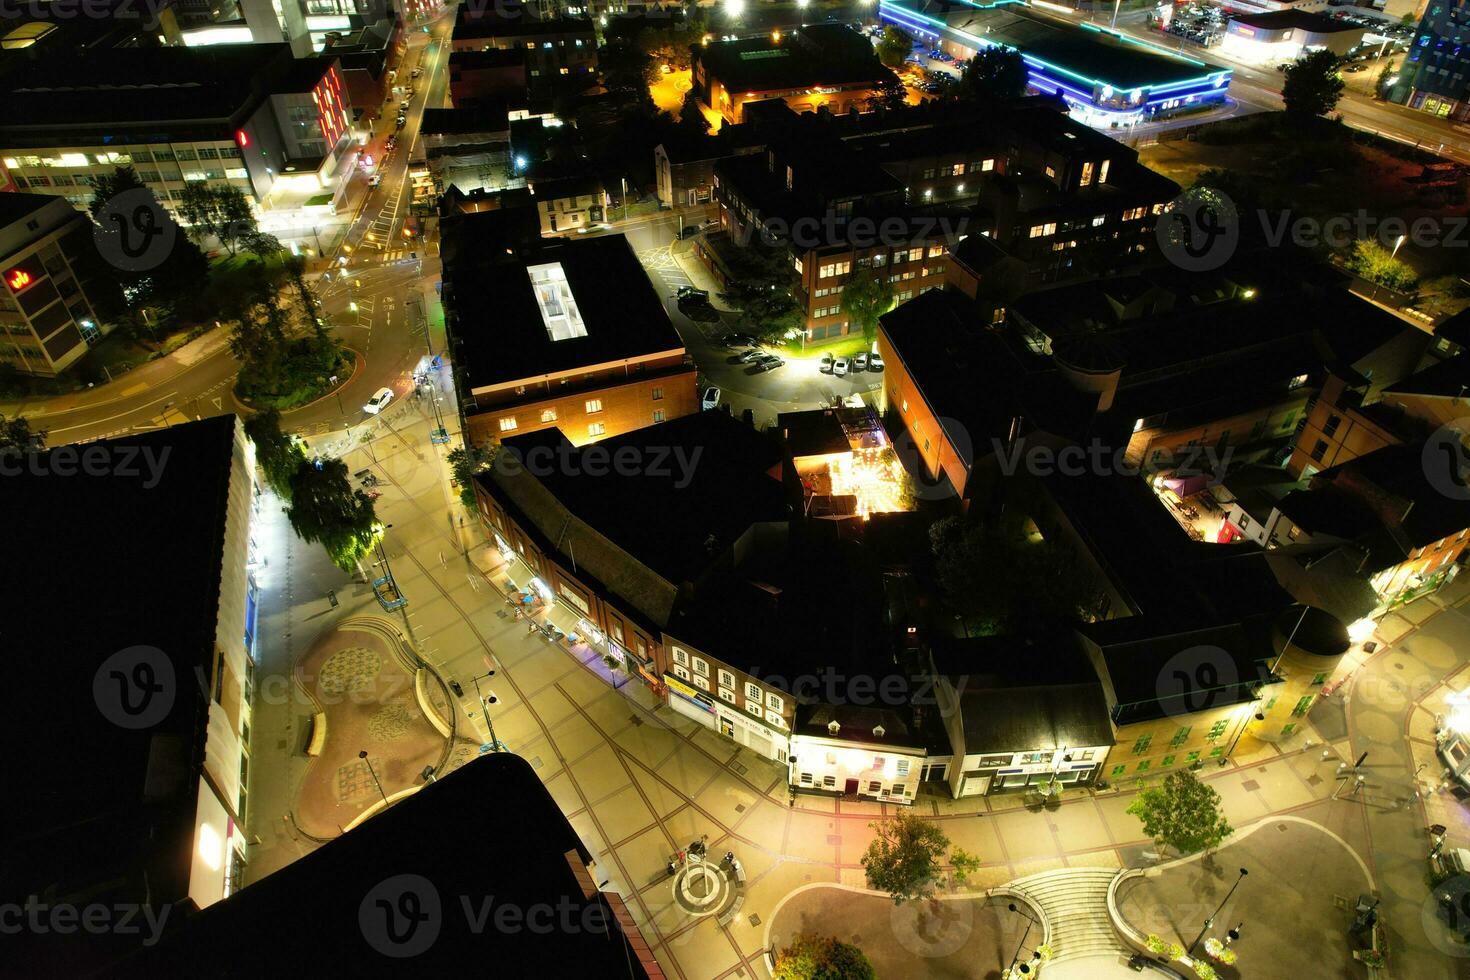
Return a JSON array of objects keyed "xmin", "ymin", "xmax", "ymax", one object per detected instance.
[{"xmin": 878, "ymin": 0, "xmax": 1232, "ymax": 127}]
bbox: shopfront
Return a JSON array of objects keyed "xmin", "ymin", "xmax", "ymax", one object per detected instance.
[
  {"xmin": 715, "ymin": 704, "xmax": 788, "ymax": 764},
  {"xmin": 665, "ymin": 674, "xmax": 717, "ymax": 730},
  {"xmin": 955, "ymin": 748, "xmax": 1106, "ymax": 797}
]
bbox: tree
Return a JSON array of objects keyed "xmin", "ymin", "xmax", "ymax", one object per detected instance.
[
  {"xmin": 861, "ymin": 810, "xmax": 951, "ymax": 905},
  {"xmin": 1282, "ymin": 49, "xmax": 1345, "ymax": 121},
  {"xmin": 447, "ymin": 443, "xmax": 498, "ymax": 510},
  {"xmin": 178, "ymin": 183, "xmax": 257, "ymax": 256},
  {"xmin": 601, "ymin": 39, "xmax": 660, "ymax": 94},
  {"xmin": 839, "ymin": 266, "xmax": 895, "ymax": 342},
  {"xmin": 0, "ymin": 412, "xmax": 42, "ymax": 450},
  {"xmin": 772, "ymin": 933, "xmax": 877, "ymax": 980},
  {"xmin": 1343, "ymin": 238, "xmax": 1417, "ymax": 291},
  {"xmin": 950, "ymin": 847, "xmax": 981, "ymax": 887},
  {"xmin": 719, "ymin": 241, "xmax": 803, "ymax": 343},
  {"xmin": 677, "ymin": 92, "xmax": 710, "ymax": 135},
  {"xmin": 955, "ymin": 46, "xmax": 1028, "ymax": 102},
  {"xmin": 1126, "ymin": 769, "xmax": 1233, "ymax": 856},
  {"xmin": 88, "ymin": 164, "xmax": 146, "ymax": 224},
  {"xmin": 243, "ymin": 408, "xmax": 306, "ymax": 502},
  {"xmin": 875, "ymin": 26, "xmax": 913, "ymax": 69},
  {"xmin": 286, "ymin": 456, "xmax": 381, "ymax": 573},
  {"xmin": 1375, "ymin": 57, "xmax": 1398, "ymax": 97},
  {"xmin": 928, "ymin": 516, "xmax": 1094, "ymax": 634},
  {"xmin": 89, "ymin": 166, "xmax": 210, "ymax": 320}
]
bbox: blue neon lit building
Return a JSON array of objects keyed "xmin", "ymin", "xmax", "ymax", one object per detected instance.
[{"xmin": 878, "ymin": 0, "xmax": 1233, "ymax": 127}]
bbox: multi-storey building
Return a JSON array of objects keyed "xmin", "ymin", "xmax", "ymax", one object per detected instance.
[
  {"xmin": 441, "ymin": 225, "xmax": 697, "ymax": 448},
  {"xmin": 1, "ymin": 417, "xmax": 260, "ymax": 976},
  {"xmin": 450, "ymin": 4, "xmax": 597, "ymax": 97},
  {"xmin": 691, "ymin": 23, "xmax": 897, "ymax": 124},
  {"xmin": 0, "ymin": 45, "xmax": 352, "ymax": 210},
  {"xmin": 0, "ymin": 194, "xmax": 118, "ymax": 376},
  {"xmin": 1387, "ymin": 0, "xmax": 1470, "ymax": 121}
]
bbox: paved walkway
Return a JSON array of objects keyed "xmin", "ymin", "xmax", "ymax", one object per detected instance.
[
  {"xmin": 1339, "ymin": 577, "xmax": 1470, "ymax": 979},
  {"xmin": 766, "ymin": 885, "xmax": 1032, "ymax": 979},
  {"xmin": 1116, "ymin": 812, "xmax": 1373, "ymax": 980}
]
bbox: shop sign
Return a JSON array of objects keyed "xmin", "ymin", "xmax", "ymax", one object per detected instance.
[{"xmin": 665, "ymin": 674, "xmax": 714, "ymax": 712}]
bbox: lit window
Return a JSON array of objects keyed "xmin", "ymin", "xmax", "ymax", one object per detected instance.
[
  {"xmin": 1122, "ymin": 207, "xmax": 1147, "ymax": 221},
  {"xmin": 673, "ymin": 663, "xmax": 690, "ymax": 681},
  {"xmin": 766, "ymin": 692, "xmax": 783, "ymax": 712},
  {"xmin": 588, "ymin": 422, "xmax": 606, "ymax": 437},
  {"xmin": 951, "ymin": 162, "xmax": 965, "ymax": 176},
  {"xmin": 692, "ymin": 658, "xmax": 708, "ymax": 677},
  {"xmin": 981, "ymin": 158, "xmax": 994, "ymax": 171},
  {"xmin": 540, "ymin": 408, "xmax": 558, "ymax": 423},
  {"xmin": 718, "ymin": 688, "xmax": 736, "ymax": 704},
  {"xmin": 499, "ymin": 417, "xmax": 518, "ymax": 432},
  {"xmin": 560, "ymin": 67, "xmax": 570, "ymax": 75},
  {"xmin": 1080, "ymin": 161, "xmax": 1094, "ymax": 186},
  {"xmin": 745, "ymin": 682, "xmax": 761, "ymax": 701},
  {"xmin": 928, "ymin": 245, "xmax": 944, "ymax": 258},
  {"xmin": 673, "ymin": 647, "xmax": 688, "ymax": 665},
  {"xmin": 718, "ymin": 669, "xmax": 735, "ymax": 688},
  {"xmin": 1092, "ymin": 214, "xmax": 1105, "ymax": 227},
  {"xmin": 1099, "ymin": 159, "xmax": 1111, "ymax": 183},
  {"xmin": 585, "ymin": 399, "xmax": 603, "ymax": 414},
  {"xmin": 652, "ymin": 409, "xmax": 665, "ymax": 423},
  {"xmin": 745, "ymin": 698, "xmax": 762, "ymax": 715},
  {"xmin": 1045, "ymin": 165, "xmax": 1057, "ymax": 179},
  {"xmin": 651, "ymin": 387, "xmax": 663, "ymax": 400}
]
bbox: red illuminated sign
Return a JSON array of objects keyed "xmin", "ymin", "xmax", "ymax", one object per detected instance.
[
  {"xmin": 6, "ymin": 268, "xmax": 32, "ymax": 292},
  {"xmin": 237, "ymin": 129, "xmax": 250, "ymax": 148}
]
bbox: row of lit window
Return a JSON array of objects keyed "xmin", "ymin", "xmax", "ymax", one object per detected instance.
[
  {"xmin": 4, "ymin": 146, "xmax": 240, "ymax": 169},
  {"xmin": 496, "ymin": 391, "xmax": 665, "ymax": 432}
]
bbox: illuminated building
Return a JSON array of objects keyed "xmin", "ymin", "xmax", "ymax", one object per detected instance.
[
  {"xmin": 878, "ymin": 0, "xmax": 1233, "ymax": 127},
  {"xmin": 1217, "ymin": 10, "xmax": 1365, "ymax": 66},
  {"xmin": 450, "ymin": 3, "xmax": 598, "ymax": 98},
  {"xmin": 691, "ymin": 23, "xmax": 896, "ymax": 124},
  {"xmin": 1387, "ymin": 0, "xmax": 1470, "ymax": 120},
  {"xmin": 0, "ymin": 45, "xmax": 355, "ymax": 210},
  {"xmin": 0, "ymin": 194, "xmax": 116, "ymax": 377},
  {"xmin": 0, "ymin": 417, "xmax": 260, "ymax": 975}
]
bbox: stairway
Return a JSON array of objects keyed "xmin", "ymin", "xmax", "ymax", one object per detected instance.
[{"xmin": 1009, "ymin": 867, "xmax": 1128, "ymax": 961}]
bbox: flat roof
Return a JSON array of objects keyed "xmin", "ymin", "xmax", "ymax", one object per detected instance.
[
  {"xmin": 0, "ymin": 190, "xmax": 66, "ymax": 225},
  {"xmin": 695, "ymin": 23, "xmax": 894, "ymax": 93},
  {"xmin": 442, "ymin": 233, "xmax": 684, "ymax": 390},
  {"xmin": 1229, "ymin": 10, "xmax": 1365, "ymax": 33},
  {"xmin": 454, "ymin": 5, "xmax": 595, "ymax": 39},
  {"xmin": 883, "ymin": 1, "xmax": 1223, "ymax": 90},
  {"xmin": 0, "ymin": 416, "xmax": 240, "ymax": 976},
  {"xmin": 105, "ymin": 755, "xmax": 659, "ymax": 979}
]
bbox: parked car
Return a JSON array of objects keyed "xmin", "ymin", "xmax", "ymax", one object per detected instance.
[
  {"xmin": 854, "ymin": 352, "xmax": 869, "ymax": 371},
  {"xmin": 1345, "ymin": 62, "xmax": 1367, "ymax": 72},
  {"xmin": 369, "ymin": 174, "xmax": 382, "ymax": 187},
  {"xmin": 736, "ymin": 348, "xmax": 765, "ymax": 363},
  {"xmin": 395, "ymin": 115, "xmax": 406, "ymax": 128},
  {"xmin": 399, "ymin": 99, "xmax": 410, "ymax": 110},
  {"xmin": 819, "ymin": 352, "xmax": 835, "ymax": 374},
  {"xmin": 410, "ymin": 66, "xmax": 423, "ymax": 78},
  {"xmin": 676, "ymin": 285, "xmax": 710, "ymax": 303},
  {"xmin": 868, "ymin": 352, "xmax": 885, "ymax": 372},
  {"xmin": 679, "ymin": 224, "xmax": 702, "ymax": 239},
  {"xmin": 701, "ymin": 387, "xmax": 721, "ymax": 410},
  {"xmin": 363, "ymin": 386, "xmax": 394, "ymax": 414},
  {"xmin": 720, "ymin": 332, "xmax": 756, "ymax": 348},
  {"xmin": 754, "ymin": 356, "xmax": 784, "ymax": 372},
  {"xmin": 833, "ymin": 357, "xmax": 850, "ymax": 377}
]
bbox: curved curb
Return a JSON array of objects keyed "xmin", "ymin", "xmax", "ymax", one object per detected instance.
[
  {"xmin": 759, "ymin": 879, "xmax": 1045, "ymax": 970},
  {"xmin": 236, "ymin": 346, "xmax": 364, "ymax": 417},
  {"xmin": 1107, "ymin": 815, "xmax": 1376, "ymax": 970}
]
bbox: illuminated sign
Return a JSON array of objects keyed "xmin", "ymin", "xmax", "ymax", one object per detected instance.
[
  {"xmin": 5, "ymin": 268, "xmax": 32, "ymax": 291},
  {"xmin": 236, "ymin": 129, "xmax": 250, "ymax": 148}
]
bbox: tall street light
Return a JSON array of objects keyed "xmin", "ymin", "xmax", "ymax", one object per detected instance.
[
  {"xmin": 1006, "ymin": 902, "xmax": 1042, "ymax": 977},
  {"xmin": 1189, "ymin": 868, "xmax": 1248, "ymax": 956},
  {"xmin": 359, "ymin": 750, "xmax": 391, "ymax": 807}
]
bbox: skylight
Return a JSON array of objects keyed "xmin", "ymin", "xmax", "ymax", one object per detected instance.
[{"xmin": 526, "ymin": 262, "xmax": 587, "ymax": 342}]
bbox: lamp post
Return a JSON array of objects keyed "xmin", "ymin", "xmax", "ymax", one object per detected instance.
[
  {"xmin": 471, "ymin": 669, "xmax": 502, "ymax": 749},
  {"xmin": 1188, "ymin": 868, "xmax": 1248, "ymax": 957},
  {"xmin": 1006, "ymin": 902, "xmax": 1040, "ymax": 977},
  {"xmin": 359, "ymin": 750, "xmax": 391, "ymax": 807},
  {"xmin": 1221, "ymin": 710, "xmax": 1266, "ymax": 765}
]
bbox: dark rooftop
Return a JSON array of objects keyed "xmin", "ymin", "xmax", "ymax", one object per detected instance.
[
  {"xmin": 421, "ymin": 104, "xmax": 511, "ymax": 136},
  {"xmin": 897, "ymin": 0, "xmax": 1222, "ymax": 90},
  {"xmin": 694, "ymin": 23, "xmax": 893, "ymax": 93},
  {"xmin": 0, "ymin": 417, "xmax": 240, "ymax": 976},
  {"xmin": 454, "ymin": 4, "xmax": 595, "ymax": 39},
  {"xmin": 0, "ymin": 190, "xmax": 64, "ymax": 224},
  {"xmin": 105, "ymin": 754, "xmax": 659, "ymax": 980},
  {"xmin": 442, "ymin": 233, "xmax": 684, "ymax": 391},
  {"xmin": 1229, "ymin": 10, "xmax": 1365, "ymax": 33}
]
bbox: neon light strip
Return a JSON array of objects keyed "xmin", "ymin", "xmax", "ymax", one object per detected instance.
[{"xmin": 879, "ymin": 0, "xmax": 1233, "ymax": 94}]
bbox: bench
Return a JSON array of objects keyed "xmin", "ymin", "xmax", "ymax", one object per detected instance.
[{"xmin": 305, "ymin": 712, "xmax": 327, "ymax": 756}]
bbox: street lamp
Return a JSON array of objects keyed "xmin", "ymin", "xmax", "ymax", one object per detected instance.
[
  {"xmin": 359, "ymin": 750, "xmax": 391, "ymax": 807},
  {"xmin": 1390, "ymin": 233, "xmax": 1407, "ymax": 261},
  {"xmin": 1006, "ymin": 902, "xmax": 1041, "ymax": 977},
  {"xmin": 1188, "ymin": 868, "xmax": 1248, "ymax": 957}
]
